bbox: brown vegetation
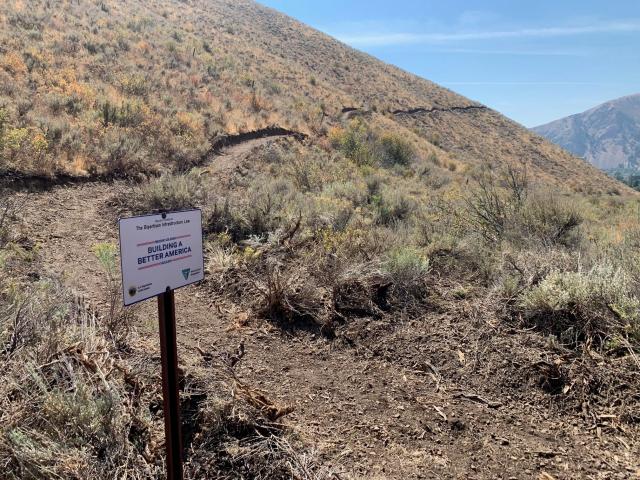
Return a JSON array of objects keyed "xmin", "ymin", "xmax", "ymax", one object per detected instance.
[{"xmin": 0, "ymin": 0, "xmax": 631, "ymax": 195}]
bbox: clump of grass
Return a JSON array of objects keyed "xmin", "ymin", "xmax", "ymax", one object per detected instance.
[
  {"xmin": 92, "ymin": 242, "xmax": 136, "ymax": 346},
  {"xmin": 383, "ymin": 246, "xmax": 430, "ymax": 297},
  {"xmin": 127, "ymin": 171, "xmax": 207, "ymax": 214},
  {"xmin": 0, "ymin": 191, "xmax": 19, "ymax": 248},
  {"xmin": 515, "ymin": 192, "xmax": 583, "ymax": 249}
]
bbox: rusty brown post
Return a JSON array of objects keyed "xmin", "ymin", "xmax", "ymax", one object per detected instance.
[{"xmin": 157, "ymin": 288, "xmax": 183, "ymax": 480}]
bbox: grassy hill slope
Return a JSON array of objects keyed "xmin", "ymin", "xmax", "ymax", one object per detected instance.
[{"xmin": 0, "ymin": 0, "xmax": 631, "ymax": 195}]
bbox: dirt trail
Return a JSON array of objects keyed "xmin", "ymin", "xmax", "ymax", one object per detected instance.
[
  {"xmin": 13, "ymin": 135, "xmax": 288, "ymax": 304},
  {"xmin": 392, "ymin": 105, "xmax": 487, "ymax": 116},
  {"xmin": 16, "ymin": 182, "xmax": 117, "ymax": 302},
  {"xmin": 11, "ymin": 138, "xmax": 639, "ymax": 479},
  {"xmin": 209, "ymin": 127, "xmax": 306, "ymax": 154}
]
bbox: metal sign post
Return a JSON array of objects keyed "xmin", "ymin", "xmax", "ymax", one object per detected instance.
[
  {"xmin": 158, "ymin": 288, "xmax": 183, "ymax": 480},
  {"xmin": 118, "ymin": 209, "xmax": 204, "ymax": 480}
]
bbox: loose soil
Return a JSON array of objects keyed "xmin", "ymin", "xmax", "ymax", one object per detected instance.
[{"xmin": 10, "ymin": 138, "xmax": 640, "ymax": 479}]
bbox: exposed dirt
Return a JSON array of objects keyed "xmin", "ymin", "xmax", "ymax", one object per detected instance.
[
  {"xmin": 391, "ymin": 105, "xmax": 488, "ymax": 116},
  {"xmin": 10, "ymin": 139, "xmax": 640, "ymax": 479},
  {"xmin": 208, "ymin": 127, "xmax": 307, "ymax": 154}
]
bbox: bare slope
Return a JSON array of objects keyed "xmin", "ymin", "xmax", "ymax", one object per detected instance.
[{"xmin": 534, "ymin": 94, "xmax": 640, "ymax": 170}]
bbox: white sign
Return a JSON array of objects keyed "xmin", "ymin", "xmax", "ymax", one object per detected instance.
[{"xmin": 119, "ymin": 209, "xmax": 204, "ymax": 306}]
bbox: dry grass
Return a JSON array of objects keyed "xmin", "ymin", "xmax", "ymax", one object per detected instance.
[
  {"xmin": 122, "ymin": 171, "xmax": 208, "ymax": 215},
  {"xmin": 0, "ymin": 275, "xmax": 160, "ymax": 479},
  {"xmin": 0, "ymin": 275, "xmax": 324, "ymax": 479},
  {"xmin": 0, "ymin": 195, "xmax": 326, "ymax": 479},
  {"xmin": 0, "ymin": 0, "xmax": 630, "ymax": 194}
]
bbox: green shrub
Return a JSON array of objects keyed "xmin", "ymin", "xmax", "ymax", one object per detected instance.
[
  {"xmin": 373, "ymin": 189, "xmax": 416, "ymax": 226},
  {"xmin": 465, "ymin": 165, "xmax": 526, "ymax": 243},
  {"xmin": 331, "ymin": 122, "xmax": 416, "ymax": 168},
  {"xmin": 323, "ymin": 180, "xmax": 368, "ymax": 207},
  {"xmin": 496, "ymin": 247, "xmax": 577, "ymax": 298},
  {"xmin": 365, "ymin": 174, "xmax": 383, "ymax": 202},
  {"xmin": 92, "ymin": 242, "xmax": 134, "ymax": 344},
  {"xmin": 383, "ymin": 246, "xmax": 430, "ymax": 296},
  {"xmin": 330, "ymin": 119, "xmax": 375, "ymax": 166},
  {"xmin": 206, "ymin": 199, "xmax": 243, "ymax": 239},
  {"xmin": 206, "ymin": 179, "xmax": 296, "ymax": 242},
  {"xmin": 120, "ymin": 74, "xmax": 149, "ymax": 97},
  {"xmin": 285, "ymin": 147, "xmax": 327, "ymax": 192},
  {"xmin": 99, "ymin": 128, "xmax": 148, "ymax": 174},
  {"xmin": 243, "ymin": 179, "xmax": 293, "ymax": 238},
  {"xmin": 520, "ymin": 262, "xmax": 640, "ymax": 348},
  {"xmin": 379, "ymin": 134, "xmax": 415, "ymax": 167},
  {"xmin": 100, "ymin": 101, "xmax": 146, "ymax": 128}
]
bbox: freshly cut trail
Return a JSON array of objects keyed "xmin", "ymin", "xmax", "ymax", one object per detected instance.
[
  {"xmin": 12, "ymin": 142, "xmax": 637, "ymax": 479},
  {"xmin": 391, "ymin": 105, "xmax": 488, "ymax": 116},
  {"xmin": 3, "ymin": 0, "xmax": 637, "ymax": 476}
]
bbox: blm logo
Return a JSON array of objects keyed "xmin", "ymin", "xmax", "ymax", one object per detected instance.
[{"xmin": 181, "ymin": 268, "xmax": 191, "ymax": 280}]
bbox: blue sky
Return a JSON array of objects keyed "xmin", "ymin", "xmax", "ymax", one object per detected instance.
[{"xmin": 258, "ymin": 1, "xmax": 640, "ymax": 127}]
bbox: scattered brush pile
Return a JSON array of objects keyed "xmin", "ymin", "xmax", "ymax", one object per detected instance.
[
  {"xmin": 186, "ymin": 352, "xmax": 328, "ymax": 479},
  {"xmin": 460, "ymin": 166, "xmax": 640, "ymax": 424},
  {"xmin": 505, "ymin": 256, "xmax": 640, "ymax": 425},
  {"xmin": 205, "ymin": 228, "xmax": 402, "ymax": 336}
]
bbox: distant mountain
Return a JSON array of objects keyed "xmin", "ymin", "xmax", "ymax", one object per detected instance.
[{"xmin": 533, "ymin": 94, "xmax": 640, "ymax": 170}]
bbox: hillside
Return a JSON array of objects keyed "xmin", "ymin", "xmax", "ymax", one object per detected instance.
[
  {"xmin": 1, "ymin": 1, "xmax": 640, "ymax": 479},
  {"xmin": 533, "ymin": 94, "xmax": 640, "ymax": 170},
  {"xmin": 0, "ymin": 0, "xmax": 631, "ymax": 194}
]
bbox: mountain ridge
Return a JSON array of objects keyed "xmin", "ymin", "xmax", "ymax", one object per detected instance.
[{"xmin": 533, "ymin": 93, "xmax": 640, "ymax": 170}]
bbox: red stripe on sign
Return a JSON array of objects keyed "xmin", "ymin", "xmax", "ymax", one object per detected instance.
[
  {"xmin": 137, "ymin": 240, "xmax": 157, "ymax": 247},
  {"xmin": 137, "ymin": 255, "xmax": 193, "ymax": 270},
  {"xmin": 136, "ymin": 234, "xmax": 192, "ymax": 247}
]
